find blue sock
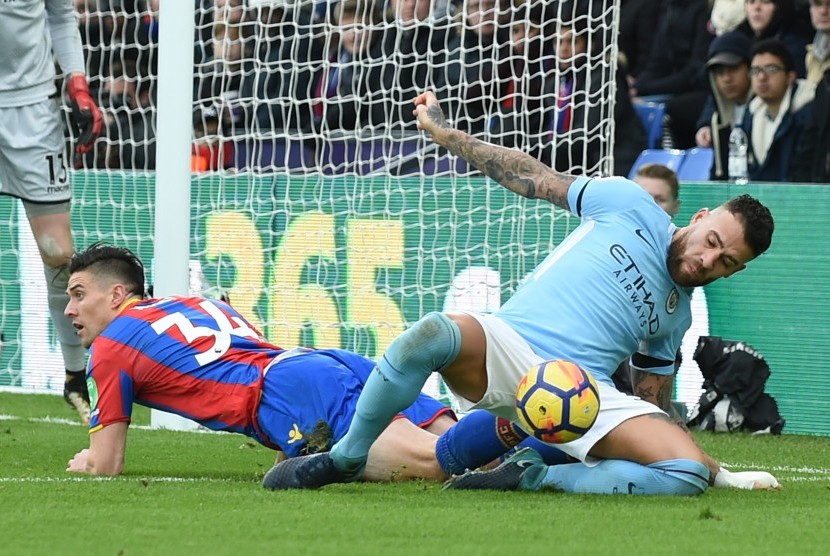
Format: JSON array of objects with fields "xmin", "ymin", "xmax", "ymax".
[
  {"xmin": 435, "ymin": 412, "xmax": 528, "ymax": 475},
  {"xmin": 331, "ymin": 312, "xmax": 461, "ymax": 471},
  {"xmin": 525, "ymin": 458, "xmax": 709, "ymax": 495}
]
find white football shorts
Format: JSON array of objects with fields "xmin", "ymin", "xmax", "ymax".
[{"xmin": 450, "ymin": 312, "xmax": 665, "ymax": 466}]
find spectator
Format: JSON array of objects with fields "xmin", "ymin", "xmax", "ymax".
[
  {"xmin": 491, "ymin": 1, "xmax": 554, "ymax": 152},
  {"xmin": 735, "ymin": 0, "xmax": 811, "ymax": 77},
  {"xmin": 542, "ymin": 17, "xmax": 645, "ymax": 176},
  {"xmin": 742, "ymin": 39, "xmax": 815, "ymax": 181},
  {"xmin": 96, "ymin": 55, "xmax": 157, "ymax": 170},
  {"xmin": 192, "ymin": 103, "xmax": 233, "ymax": 171},
  {"xmin": 791, "ymin": 66, "xmax": 830, "ymax": 182},
  {"xmin": 239, "ymin": 0, "xmax": 323, "ymax": 136},
  {"xmin": 618, "ymin": 0, "xmax": 660, "ymax": 78},
  {"xmin": 710, "ymin": 0, "xmax": 747, "ymax": 35},
  {"xmin": 443, "ymin": 0, "xmax": 512, "ymax": 137},
  {"xmin": 630, "ymin": 0, "xmax": 714, "ymax": 149},
  {"xmin": 384, "ymin": 0, "xmax": 459, "ymax": 129},
  {"xmin": 542, "ymin": 18, "xmax": 604, "ymax": 173},
  {"xmin": 805, "ymin": 0, "xmax": 830, "ymax": 84},
  {"xmin": 695, "ymin": 31, "xmax": 754, "ymax": 180},
  {"xmin": 312, "ymin": 0, "xmax": 393, "ymax": 131}
]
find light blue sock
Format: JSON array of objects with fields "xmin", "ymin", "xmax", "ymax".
[
  {"xmin": 331, "ymin": 312, "xmax": 461, "ymax": 471},
  {"xmin": 523, "ymin": 458, "xmax": 709, "ymax": 496}
]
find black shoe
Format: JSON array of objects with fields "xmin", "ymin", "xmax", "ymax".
[
  {"xmin": 63, "ymin": 370, "xmax": 91, "ymax": 424},
  {"xmin": 443, "ymin": 447, "xmax": 545, "ymax": 491},
  {"xmin": 262, "ymin": 452, "xmax": 363, "ymax": 490}
]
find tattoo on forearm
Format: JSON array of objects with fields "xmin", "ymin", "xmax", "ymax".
[
  {"xmin": 633, "ymin": 371, "xmax": 690, "ymax": 430},
  {"xmin": 440, "ymin": 132, "xmax": 575, "ymax": 209},
  {"xmin": 426, "ymin": 105, "xmax": 450, "ymax": 129}
]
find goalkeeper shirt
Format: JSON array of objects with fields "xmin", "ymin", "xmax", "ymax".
[{"xmin": 0, "ymin": 0, "xmax": 86, "ymax": 107}]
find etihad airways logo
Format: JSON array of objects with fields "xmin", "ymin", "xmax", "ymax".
[{"xmin": 610, "ymin": 244, "xmax": 659, "ymax": 334}]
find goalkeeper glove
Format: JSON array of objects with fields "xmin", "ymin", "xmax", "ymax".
[{"xmin": 66, "ymin": 74, "xmax": 103, "ymax": 161}]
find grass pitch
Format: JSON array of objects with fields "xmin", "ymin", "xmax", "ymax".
[{"xmin": 1, "ymin": 392, "xmax": 829, "ymax": 555}]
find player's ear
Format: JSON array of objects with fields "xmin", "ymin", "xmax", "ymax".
[
  {"xmin": 110, "ymin": 283, "xmax": 129, "ymax": 308},
  {"xmin": 689, "ymin": 207, "xmax": 709, "ymax": 225}
]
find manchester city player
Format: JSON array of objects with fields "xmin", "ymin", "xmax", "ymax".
[
  {"xmin": 265, "ymin": 91, "xmax": 775, "ymax": 495},
  {"xmin": 64, "ymin": 243, "xmax": 455, "ymax": 481}
]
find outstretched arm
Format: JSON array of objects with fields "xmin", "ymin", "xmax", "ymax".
[
  {"xmin": 412, "ymin": 91, "xmax": 578, "ymax": 211},
  {"xmin": 67, "ymin": 422, "xmax": 128, "ymax": 476}
]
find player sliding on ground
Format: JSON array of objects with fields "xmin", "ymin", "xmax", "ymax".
[
  {"xmin": 64, "ymin": 243, "xmax": 458, "ymax": 480},
  {"xmin": 263, "ymin": 91, "xmax": 778, "ymax": 495}
]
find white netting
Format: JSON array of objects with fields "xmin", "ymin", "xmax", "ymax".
[
  {"xmin": 71, "ymin": 0, "xmax": 619, "ymax": 175},
  {"xmin": 1, "ymin": 0, "xmax": 619, "ymax": 394}
]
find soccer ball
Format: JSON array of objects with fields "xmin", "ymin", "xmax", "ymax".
[{"xmin": 515, "ymin": 360, "xmax": 601, "ymax": 444}]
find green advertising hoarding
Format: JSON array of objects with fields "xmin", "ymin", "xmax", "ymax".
[{"xmin": 1, "ymin": 173, "xmax": 828, "ymax": 435}]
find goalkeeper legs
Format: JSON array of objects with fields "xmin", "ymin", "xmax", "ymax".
[{"xmin": 27, "ymin": 205, "xmax": 89, "ymax": 424}]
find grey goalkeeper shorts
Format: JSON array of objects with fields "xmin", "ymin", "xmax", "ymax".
[{"xmin": 0, "ymin": 98, "xmax": 71, "ymax": 204}]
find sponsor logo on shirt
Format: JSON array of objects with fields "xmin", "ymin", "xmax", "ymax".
[{"xmin": 610, "ymin": 244, "xmax": 659, "ymax": 334}]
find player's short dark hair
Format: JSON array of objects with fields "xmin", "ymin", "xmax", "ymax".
[
  {"xmin": 636, "ymin": 163, "xmax": 680, "ymax": 201},
  {"xmin": 69, "ymin": 242, "xmax": 146, "ymax": 297},
  {"xmin": 723, "ymin": 195, "xmax": 775, "ymax": 257}
]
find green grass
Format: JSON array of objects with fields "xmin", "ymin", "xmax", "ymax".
[{"xmin": 1, "ymin": 392, "xmax": 829, "ymax": 555}]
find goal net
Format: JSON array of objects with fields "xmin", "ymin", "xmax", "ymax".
[{"xmin": 1, "ymin": 0, "xmax": 619, "ymax": 403}]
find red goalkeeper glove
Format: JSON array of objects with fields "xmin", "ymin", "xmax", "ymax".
[{"xmin": 66, "ymin": 74, "xmax": 103, "ymax": 160}]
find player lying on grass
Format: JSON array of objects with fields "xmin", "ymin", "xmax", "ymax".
[
  {"xmin": 63, "ymin": 243, "xmax": 459, "ymax": 480},
  {"xmin": 263, "ymin": 90, "xmax": 777, "ymax": 495},
  {"xmin": 63, "ymin": 241, "xmax": 778, "ymax": 489}
]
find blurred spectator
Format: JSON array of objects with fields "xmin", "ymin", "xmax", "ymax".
[
  {"xmin": 630, "ymin": 0, "xmax": 714, "ymax": 149},
  {"xmin": 542, "ymin": 17, "xmax": 620, "ymax": 174},
  {"xmin": 93, "ymin": 55, "xmax": 157, "ymax": 169},
  {"xmin": 192, "ymin": 103, "xmax": 233, "ymax": 171},
  {"xmin": 791, "ymin": 66, "xmax": 830, "ymax": 182},
  {"xmin": 709, "ymin": 0, "xmax": 747, "ymax": 35},
  {"xmin": 313, "ymin": 0, "xmax": 393, "ymax": 131},
  {"xmin": 695, "ymin": 31, "xmax": 754, "ymax": 180},
  {"xmin": 742, "ymin": 39, "xmax": 815, "ymax": 181},
  {"xmin": 239, "ymin": 0, "xmax": 323, "ymax": 136},
  {"xmin": 491, "ymin": 1, "xmax": 554, "ymax": 151},
  {"xmin": 805, "ymin": 0, "xmax": 830, "ymax": 84},
  {"xmin": 618, "ymin": 0, "xmax": 660, "ymax": 78},
  {"xmin": 444, "ymin": 0, "xmax": 512, "ymax": 136},
  {"xmin": 633, "ymin": 163, "xmax": 681, "ymax": 217},
  {"xmin": 384, "ymin": 0, "xmax": 459, "ymax": 129},
  {"xmin": 195, "ymin": 0, "xmax": 246, "ymax": 101},
  {"xmin": 735, "ymin": 0, "xmax": 811, "ymax": 77}
]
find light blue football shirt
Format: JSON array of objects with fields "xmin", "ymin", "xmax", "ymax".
[{"xmin": 495, "ymin": 176, "xmax": 693, "ymax": 385}]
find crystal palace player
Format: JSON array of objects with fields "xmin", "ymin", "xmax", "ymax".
[{"xmin": 64, "ymin": 243, "xmax": 455, "ymax": 479}]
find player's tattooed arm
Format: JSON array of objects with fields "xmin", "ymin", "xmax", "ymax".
[
  {"xmin": 436, "ymin": 127, "xmax": 576, "ymax": 210},
  {"xmin": 631, "ymin": 369, "xmax": 689, "ymax": 430}
]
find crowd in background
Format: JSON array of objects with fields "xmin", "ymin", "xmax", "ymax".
[{"xmin": 67, "ymin": 0, "xmax": 830, "ymax": 183}]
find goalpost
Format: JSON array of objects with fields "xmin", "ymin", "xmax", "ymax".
[{"xmin": 0, "ymin": 0, "xmax": 622, "ymax": 415}]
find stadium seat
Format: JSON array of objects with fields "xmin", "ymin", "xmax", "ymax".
[
  {"xmin": 677, "ymin": 147, "xmax": 714, "ymax": 181},
  {"xmin": 633, "ymin": 101, "xmax": 666, "ymax": 149},
  {"xmin": 627, "ymin": 149, "xmax": 687, "ymax": 179}
]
